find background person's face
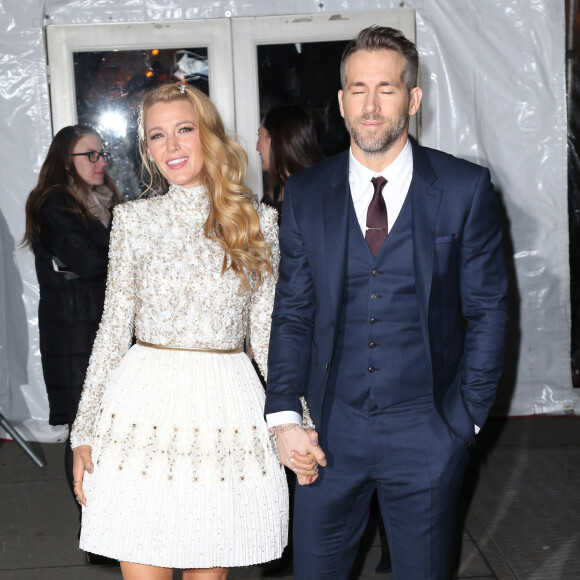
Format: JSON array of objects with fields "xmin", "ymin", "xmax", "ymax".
[
  {"xmin": 256, "ymin": 123, "xmax": 271, "ymax": 171},
  {"xmin": 71, "ymin": 134, "xmax": 106, "ymax": 187}
]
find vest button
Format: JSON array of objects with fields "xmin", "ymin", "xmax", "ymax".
[
  {"xmin": 369, "ymin": 342, "xmax": 376, "ymax": 349},
  {"xmin": 368, "ymin": 366, "xmax": 375, "ymax": 373},
  {"xmin": 370, "ymin": 317, "xmax": 377, "ymax": 324},
  {"xmin": 372, "ymin": 269, "xmax": 379, "ymax": 276},
  {"xmin": 371, "ymin": 293, "xmax": 378, "ymax": 300},
  {"xmin": 325, "ymin": 362, "xmax": 330, "ymax": 371}
]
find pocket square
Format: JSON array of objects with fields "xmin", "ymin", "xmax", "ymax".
[{"xmin": 435, "ymin": 234, "xmax": 456, "ymax": 244}]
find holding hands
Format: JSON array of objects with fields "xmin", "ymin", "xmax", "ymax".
[{"xmin": 273, "ymin": 424, "xmax": 327, "ymax": 485}]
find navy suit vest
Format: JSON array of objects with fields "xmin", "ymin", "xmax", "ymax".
[{"xmin": 329, "ymin": 192, "xmax": 432, "ymax": 409}]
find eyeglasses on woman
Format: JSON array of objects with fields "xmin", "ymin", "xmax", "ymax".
[{"xmin": 72, "ymin": 150, "xmax": 111, "ymax": 163}]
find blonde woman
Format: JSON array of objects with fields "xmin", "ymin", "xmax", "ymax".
[{"xmin": 70, "ymin": 84, "xmax": 317, "ymax": 579}]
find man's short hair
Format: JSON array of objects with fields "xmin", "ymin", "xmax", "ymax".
[{"xmin": 340, "ymin": 26, "xmax": 419, "ymax": 93}]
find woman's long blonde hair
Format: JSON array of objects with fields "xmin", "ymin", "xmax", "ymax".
[{"xmin": 138, "ymin": 84, "xmax": 272, "ymax": 292}]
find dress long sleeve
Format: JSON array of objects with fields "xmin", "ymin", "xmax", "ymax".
[
  {"xmin": 249, "ymin": 205, "xmax": 280, "ymax": 381},
  {"xmin": 70, "ymin": 206, "xmax": 136, "ymax": 448}
]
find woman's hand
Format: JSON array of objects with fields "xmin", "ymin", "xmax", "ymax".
[
  {"xmin": 274, "ymin": 425, "xmax": 326, "ymax": 485},
  {"xmin": 72, "ymin": 445, "xmax": 93, "ymax": 506}
]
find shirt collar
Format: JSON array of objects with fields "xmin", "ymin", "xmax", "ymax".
[{"xmin": 349, "ymin": 139, "xmax": 413, "ymax": 202}]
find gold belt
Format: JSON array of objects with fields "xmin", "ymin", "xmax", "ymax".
[{"xmin": 136, "ymin": 339, "xmax": 243, "ymax": 354}]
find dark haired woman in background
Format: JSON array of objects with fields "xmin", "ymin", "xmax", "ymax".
[
  {"xmin": 256, "ymin": 104, "xmax": 322, "ymax": 216},
  {"xmin": 23, "ymin": 125, "xmax": 121, "ymax": 565}
]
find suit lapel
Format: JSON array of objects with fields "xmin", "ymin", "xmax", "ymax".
[
  {"xmin": 410, "ymin": 142, "xmax": 442, "ymax": 340},
  {"xmin": 323, "ymin": 153, "xmax": 350, "ymax": 318}
]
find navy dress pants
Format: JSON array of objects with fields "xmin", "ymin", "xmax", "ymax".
[{"xmin": 292, "ymin": 396, "xmax": 469, "ymax": 580}]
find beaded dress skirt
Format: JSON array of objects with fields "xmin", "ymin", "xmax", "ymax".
[{"xmin": 70, "ymin": 185, "xmax": 288, "ymax": 568}]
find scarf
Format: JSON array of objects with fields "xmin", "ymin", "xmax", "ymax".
[{"xmin": 86, "ymin": 185, "xmax": 115, "ymax": 228}]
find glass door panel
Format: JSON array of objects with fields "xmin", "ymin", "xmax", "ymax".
[
  {"xmin": 233, "ymin": 10, "xmax": 416, "ymax": 198},
  {"xmin": 257, "ymin": 40, "xmax": 350, "ymax": 160},
  {"xmin": 47, "ymin": 20, "xmax": 233, "ymax": 199},
  {"xmin": 73, "ymin": 47, "xmax": 209, "ymax": 198}
]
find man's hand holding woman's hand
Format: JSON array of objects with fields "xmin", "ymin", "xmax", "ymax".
[{"xmin": 273, "ymin": 424, "xmax": 327, "ymax": 485}]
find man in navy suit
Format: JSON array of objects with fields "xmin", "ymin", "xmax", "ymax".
[{"xmin": 265, "ymin": 25, "xmax": 508, "ymax": 579}]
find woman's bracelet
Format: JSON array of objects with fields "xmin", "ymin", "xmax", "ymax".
[{"xmin": 268, "ymin": 423, "xmax": 300, "ymax": 436}]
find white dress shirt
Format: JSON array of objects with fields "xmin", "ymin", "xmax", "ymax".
[{"xmin": 349, "ymin": 138, "xmax": 413, "ymax": 237}]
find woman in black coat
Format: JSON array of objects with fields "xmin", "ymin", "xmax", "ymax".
[{"xmin": 23, "ymin": 125, "xmax": 121, "ymax": 559}]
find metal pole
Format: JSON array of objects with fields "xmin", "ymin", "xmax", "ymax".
[{"xmin": 0, "ymin": 412, "xmax": 46, "ymax": 468}]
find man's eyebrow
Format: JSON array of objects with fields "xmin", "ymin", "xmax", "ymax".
[{"xmin": 347, "ymin": 80, "xmax": 401, "ymax": 88}]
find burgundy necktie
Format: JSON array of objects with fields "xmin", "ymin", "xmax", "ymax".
[{"xmin": 365, "ymin": 176, "xmax": 388, "ymax": 257}]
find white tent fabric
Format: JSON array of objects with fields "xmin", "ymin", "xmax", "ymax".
[{"xmin": 0, "ymin": 0, "xmax": 574, "ymax": 442}]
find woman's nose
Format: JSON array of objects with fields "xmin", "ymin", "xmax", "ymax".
[{"xmin": 167, "ymin": 134, "xmax": 180, "ymax": 151}]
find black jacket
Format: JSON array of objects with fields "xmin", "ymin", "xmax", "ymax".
[{"xmin": 33, "ymin": 191, "xmax": 111, "ymax": 425}]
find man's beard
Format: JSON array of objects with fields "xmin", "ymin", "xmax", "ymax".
[{"xmin": 345, "ymin": 112, "xmax": 408, "ymax": 157}]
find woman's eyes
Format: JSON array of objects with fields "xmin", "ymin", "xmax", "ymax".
[{"xmin": 149, "ymin": 126, "xmax": 193, "ymax": 139}]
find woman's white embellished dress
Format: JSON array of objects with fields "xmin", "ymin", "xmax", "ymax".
[{"xmin": 70, "ymin": 185, "xmax": 288, "ymax": 568}]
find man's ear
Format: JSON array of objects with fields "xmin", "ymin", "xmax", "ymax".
[
  {"xmin": 408, "ymin": 86, "xmax": 422, "ymax": 116},
  {"xmin": 338, "ymin": 89, "xmax": 345, "ymax": 119}
]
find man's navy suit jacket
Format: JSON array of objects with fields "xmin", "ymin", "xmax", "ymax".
[{"xmin": 265, "ymin": 139, "xmax": 509, "ymax": 445}]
